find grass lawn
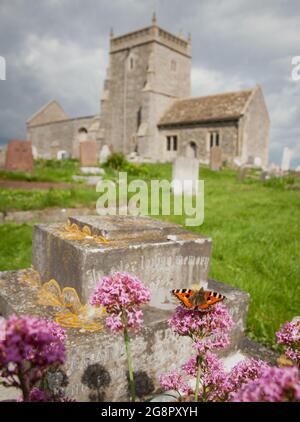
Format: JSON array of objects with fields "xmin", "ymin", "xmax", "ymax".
[
  {"xmin": 0, "ymin": 162, "xmax": 299, "ymax": 347},
  {"xmin": 0, "ymin": 158, "xmax": 81, "ymax": 183}
]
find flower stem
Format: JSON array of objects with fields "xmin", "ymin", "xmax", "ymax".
[
  {"xmin": 194, "ymin": 355, "xmax": 202, "ymax": 402},
  {"xmin": 19, "ymin": 372, "xmax": 30, "ymax": 402},
  {"xmin": 122, "ymin": 312, "xmax": 136, "ymax": 402}
]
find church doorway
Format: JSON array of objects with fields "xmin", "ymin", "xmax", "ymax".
[
  {"xmin": 78, "ymin": 127, "xmax": 88, "ymax": 142},
  {"xmin": 186, "ymin": 142, "xmax": 197, "ymax": 158}
]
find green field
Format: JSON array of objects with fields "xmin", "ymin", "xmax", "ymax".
[{"xmin": 0, "ymin": 161, "xmax": 299, "ymax": 347}]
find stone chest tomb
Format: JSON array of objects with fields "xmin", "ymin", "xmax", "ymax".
[{"xmin": 32, "ymin": 216, "xmax": 212, "ymax": 308}]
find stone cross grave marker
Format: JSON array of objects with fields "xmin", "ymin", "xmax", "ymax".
[
  {"xmin": 210, "ymin": 146, "xmax": 222, "ymax": 171},
  {"xmin": 172, "ymin": 156, "xmax": 200, "ymax": 196},
  {"xmin": 80, "ymin": 140, "xmax": 98, "ymax": 167},
  {"xmin": 5, "ymin": 139, "xmax": 33, "ymax": 173}
]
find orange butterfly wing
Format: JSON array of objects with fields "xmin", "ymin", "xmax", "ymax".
[{"xmin": 172, "ymin": 289, "xmax": 195, "ymax": 309}]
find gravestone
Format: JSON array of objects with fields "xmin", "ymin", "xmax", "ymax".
[
  {"xmin": 0, "ymin": 148, "xmax": 5, "ymax": 168},
  {"xmin": 5, "ymin": 139, "xmax": 33, "ymax": 173},
  {"xmin": 237, "ymin": 167, "xmax": 248, "ymax": 181},
  {"xmin": 172, "ymin": 157, "xmax": 199, "ymax": 196},
  {"xmin": 32, "ymin": 216, "xmax": 212, "ymax": 307},
  {"xmin": 80, "ymin": 141, "xmax": 97, "ymax": 167},
  {"xmin": 281, "ymin": 147, "xmax": 292, "ymax": 171},
  {"xmin": 99, "ymin": 145, "xmax": 111, "ymax": 164},
  {"xmin": 210, "ymin": 147, "xmax": 222, "ymax": 171}
]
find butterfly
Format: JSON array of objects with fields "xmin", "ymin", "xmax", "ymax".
[{"xmin": 171, "ymin": 287, "xmax": 225, "ymax": 311}]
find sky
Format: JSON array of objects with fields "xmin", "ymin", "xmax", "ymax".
[{"xmin": 0, "ymin": 0, "xmax": 300, "ymax": 166}]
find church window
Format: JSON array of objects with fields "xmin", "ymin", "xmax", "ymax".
[
  {"xmin": 137, "ymin": 107, "xmax": 142, "ymax": 129},
  {"xmin": 173, "ymin": 136, "xmax": 178, "ymax": 151},
  {"xmin": 167, "ymin": 136, "xmax": 171, "ymax": 151},
  {"xmin": 130, "ymin": 57, "xmax": 134, "ymax": 70},
  {"xmin": 210, "ymin": 131, "xmax": 220, "ymax": 148},
  {"xmin": 166, "ymin": 135, "xmax": 178, "ymax": 151}
]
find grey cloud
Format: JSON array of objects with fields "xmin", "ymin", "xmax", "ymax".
[{"xmin": 0, "ymin": 0, "xmax": 300, "ymax": 165}]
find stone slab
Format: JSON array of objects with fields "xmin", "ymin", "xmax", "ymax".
[
  {"xmin": 5, "ymin": 139, "xmax": 33, "ymax": 173},
  {"xmin": 80, "ymin": 141, "xmax": 97, "ymax": 167},
  {"xmin": 32, "ymin": 216, "xmax": 212, "ymax": 307},
  {"xmin": 0, "ymin": 269, "xmax": 250, "ymax": 401}
]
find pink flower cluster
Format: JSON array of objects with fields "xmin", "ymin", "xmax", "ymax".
[
  {"xmin": 0, "ymin": 315, "xmax": 66, "ymax": 393},
  {"xmin": 230, "ymin": 366, "xmax": 300, "ymax": 402},
  {"xmin": 159, "ymin": 370, "xmax": 193, "ymax": 396},
  {"xmin": 276, "ymin": 319, "xmax": 300, "ymax": 366},
  {"xmin": 168, "ymin": 303, "xmax": 233, "ymax": 352},
  {"xmin": 90, "ymin": 272, "xmax": 151, "ymax": 333},
  {"xmin": 227, "ymin": 358, "xmax": 270, "ymax": 394}
]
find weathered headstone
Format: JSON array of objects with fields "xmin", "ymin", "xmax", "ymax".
[
  {"xmin": 32, "ymin": 216, "xmax": 212, "ymax": 307},
  {"xmin": 0, "ymin": 148, "xmax": 5, "ymax": 168},
  {"xmin": 99, "ymin": 145, "xmax": 111, "ymax": 164},
  {"xmin": 210, "ymin": 147, "xmax": 222, "ymax": 171},
  {"xmin": 5, "ymin": 139, "xmax": 33, "ymax": 173},
  {"xmin": 237, "ymin": 167, "xmax": 248, "ymax": 181},
  {"xmin": 80, "ymin": 141, "xmax": 97, "ymax": 167},
  {"xmin": 281, "ymin": 147, "xmax": 292, "ymax": 171},
  {"xmin": 172, "ymin": 157, "xmax": 199, "ymax": 196}
]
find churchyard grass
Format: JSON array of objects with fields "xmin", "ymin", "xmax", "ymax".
[
  {"xmin": 0, "ymin": 162, "xmax": 299, "ymax": 347},
  {"xmin": 0, "ymin": 158, "xmax": 81, "ymax": 183},
  {"xmin": 0, "ymin": 186, "xmax": 99, "ymax": 212}
]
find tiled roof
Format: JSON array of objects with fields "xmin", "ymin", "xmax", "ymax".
[{"xmin": 159, "ymin": 89, "xmax": 254, "ymax": 127}]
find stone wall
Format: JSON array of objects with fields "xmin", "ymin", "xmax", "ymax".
[
  {"xmin": 27, "ymin": 101, "xmax": 69, "ymax": 128},
  {"xmin": 27, "ymin": 116, "xmax": 96, "ymax": 158},
  {"xmin": 239, "ymin": 85, "xmax": 270, "ymax": 166},
  {"xmin": 159, "ymin": 122, "xmax": 238, "ymax": 164}
]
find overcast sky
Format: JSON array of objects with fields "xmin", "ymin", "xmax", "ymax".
[{"xmin": 0, "ymin": 0, "xmax": 300, "ymax": 166}]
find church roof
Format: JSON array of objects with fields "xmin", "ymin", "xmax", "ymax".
[{"xmin": 158, "ymin": 88, "xmax": 255, "ymax": 127}]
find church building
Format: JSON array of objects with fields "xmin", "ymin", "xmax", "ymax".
[{"xmin": 27, "ymin": 14, "xmax": 270, "ymax": 167}]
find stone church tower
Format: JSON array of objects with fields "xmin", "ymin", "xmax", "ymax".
[{"xmin": 98, "ymin": 14, "xmax": 192, "ymax": 160}]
